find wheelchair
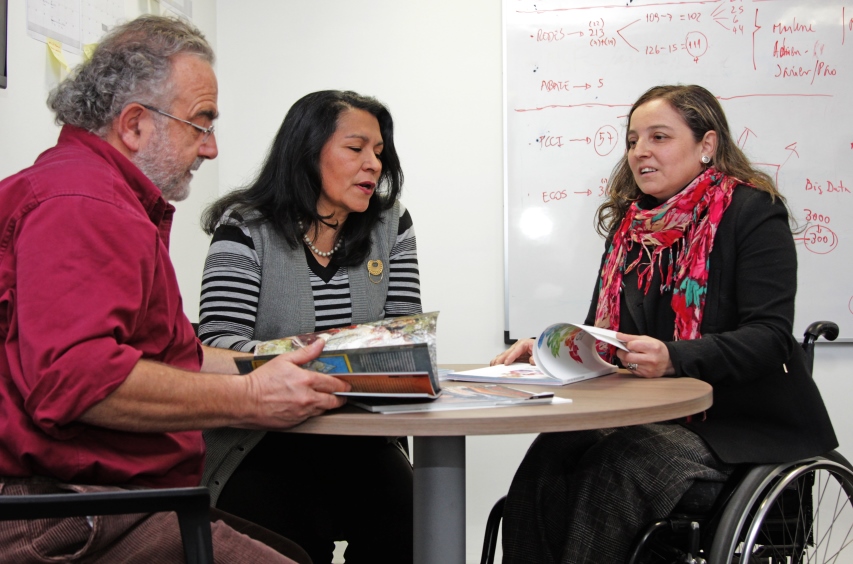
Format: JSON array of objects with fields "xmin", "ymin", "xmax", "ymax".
[{"xmin": 481, "ymin": 321, "xmax": 853, "ymax": 564}]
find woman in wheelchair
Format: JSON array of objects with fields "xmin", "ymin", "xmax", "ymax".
[{"xmin": 491, "ymin": 84, "xmax": 838, "ymax": 563}]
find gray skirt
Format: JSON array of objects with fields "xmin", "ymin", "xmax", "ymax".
[{"xmin": 501, "ymin": 423, "xmax": 734, "ymax": 564}]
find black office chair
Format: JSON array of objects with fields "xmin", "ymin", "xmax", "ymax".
[
  {"xmin": 481, "ymin": 321, "xmax": 853, "ymax": 564},
  {"xmin": 0, "ymin": 485, "xmax": 214, "ymax": 564}
]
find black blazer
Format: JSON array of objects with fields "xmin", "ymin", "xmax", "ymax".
[{"xmin": 585, "ymin": 185, "xmax": 837, "ymax": 464}]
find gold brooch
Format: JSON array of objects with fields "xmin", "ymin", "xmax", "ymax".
[{"xmin": 367, "ymin": 259, "xmax": 384, "ymax": 284}]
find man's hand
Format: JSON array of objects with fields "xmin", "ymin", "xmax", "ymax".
[
  {"xmin": 240, "ymin": 339, "xmax": 350, "ymax": 429},
  {"xmin": 80, "ymin": 339, "xmax": 350, "ymax": 433}
]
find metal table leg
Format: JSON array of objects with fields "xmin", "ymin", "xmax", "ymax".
[{"xmin": 413, "ymin": 435, "xmax": 466, "ymax": 564}]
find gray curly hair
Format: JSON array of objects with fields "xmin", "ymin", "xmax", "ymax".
[{"xmin": 47, "ymin": 15, "xmax": 214, "ymax": 137}]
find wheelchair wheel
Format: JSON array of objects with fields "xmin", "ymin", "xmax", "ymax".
[{"xmin": 709, "ymin": 452, "xmax": 853, "ymax": 564}]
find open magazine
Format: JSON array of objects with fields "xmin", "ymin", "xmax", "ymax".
[
  {"xmin": 234, "ymin": 313, "xmax": 441, "ymax": 398},
  {"xmin": 234, "ymin": 312, "xmax": 555, "ymax": 412},
  {"xmin": 446, "ymin": 323, "xmax": 629, "ymax": 386}
]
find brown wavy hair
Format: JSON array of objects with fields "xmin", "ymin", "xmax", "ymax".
[{"xmin": 595, "ymin": 84, "xmax": 783, "ymax": 236}]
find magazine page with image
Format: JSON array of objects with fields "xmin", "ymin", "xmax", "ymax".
[
  {"xmin": 234, "ymin": 312, "xmax": 441, "ymax": 397},
  {"xmin": 447, "ymin": 323, "xmax": 628, "ymax": 386}
]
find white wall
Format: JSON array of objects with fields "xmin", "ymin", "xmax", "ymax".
[
  {"xmin": 213, "ymin": 3, "xmax": 516, "ymax": 559},
  {"xmin": 3, "ymin": 1, "xmax": 851, "ymax": 562},
  {"xmin": 213, "ymin": 0, "xmax": 509, "ymax": 366}
]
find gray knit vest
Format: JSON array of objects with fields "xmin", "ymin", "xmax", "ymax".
[{"xmin": 201, "ymin": 202, "xmax": 400, "ymax": 506}]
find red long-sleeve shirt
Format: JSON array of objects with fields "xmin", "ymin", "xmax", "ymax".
[{"xmin": 0, "ymin": 125, "xmax": 204, "ymax": 487}]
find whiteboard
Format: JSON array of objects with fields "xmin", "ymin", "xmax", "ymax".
[{"xmin": 503, "ymin": 0, "xmax": 853, "ymax": 342}]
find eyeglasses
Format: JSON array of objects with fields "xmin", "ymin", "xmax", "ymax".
[{"xmin": 140, "ymin": 104, "xmax": 215, "ymax": 143}]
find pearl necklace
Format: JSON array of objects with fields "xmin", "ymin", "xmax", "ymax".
[{"xmin": 298, "ymin": 221, "xmax": 342, "ymax": 258}]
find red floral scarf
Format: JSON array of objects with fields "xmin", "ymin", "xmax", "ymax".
[{"xmin": 593, "ymin": 167, "xmax": 737, "ymax": 358}]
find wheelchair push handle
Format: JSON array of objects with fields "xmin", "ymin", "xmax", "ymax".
[{"xmin": 803, "ymin": 321, "xmax": 839, "ymax": 348}]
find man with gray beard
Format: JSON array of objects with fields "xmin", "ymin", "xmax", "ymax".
[{"xmin": 0, "ymin": 15, "xmax": 348, "ymax": 563}]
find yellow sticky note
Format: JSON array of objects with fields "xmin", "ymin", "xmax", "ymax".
[
  {"xmin": 47, "ymin": 38, "xmax": 70, "ymax": 70},
  {"xmin": 83, "ymin": 44, "xmax": 97, "ymax": 61}
]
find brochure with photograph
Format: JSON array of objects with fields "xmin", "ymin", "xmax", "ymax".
[
  {"xmin": 234, "ymin": 312, "xmax": 441, "ymax": 398},
  {"xmin": 447, "ymin": 323, "xmax": 628, "ymax": 386}
]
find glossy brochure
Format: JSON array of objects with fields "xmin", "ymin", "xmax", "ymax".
[{"xmin": 447, "ymin": 323, "xmax": 628, "ymax": 386}]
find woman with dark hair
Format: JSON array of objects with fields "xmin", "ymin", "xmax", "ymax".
[
  {"xmin": 492, "ymin": 84, "xmax": 837, "ymax": 563},
  {"xmin": 198, "ymin": 90, "xmax": 420, "ymax": 563}
]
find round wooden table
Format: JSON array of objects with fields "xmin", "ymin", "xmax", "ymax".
[{"xmin": 285, "ymin": 367, "xmax": 713, "ymax": 564}]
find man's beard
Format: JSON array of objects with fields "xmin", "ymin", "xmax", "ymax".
[{"xmin": 133, "ymin": 125, "xmax": 202, "ymax": 202}]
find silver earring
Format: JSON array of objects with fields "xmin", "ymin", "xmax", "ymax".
[{"xmin": 701, "ymin": 155, "xmax": 711, "ymax": 164}]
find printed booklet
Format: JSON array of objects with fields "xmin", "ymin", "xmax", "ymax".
[
  {"xmin": 347, "ymin": 384, "xmax": 555, "ymax": 414},
  {"xmin": 446, "ymin": 323, "xmax": 629, "ymax": 386},
  {"xmin": 234, "ymin": 312, "xmax": 441, "ymax": 398}
]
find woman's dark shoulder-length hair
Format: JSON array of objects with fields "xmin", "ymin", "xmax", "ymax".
[
  {"xmin": 202, "ymin": 90, "xmax": 404, "ymax": 266},
  {"xmin": 593, "ymin": 83, "xmax": 783, "ymax": 237}
]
